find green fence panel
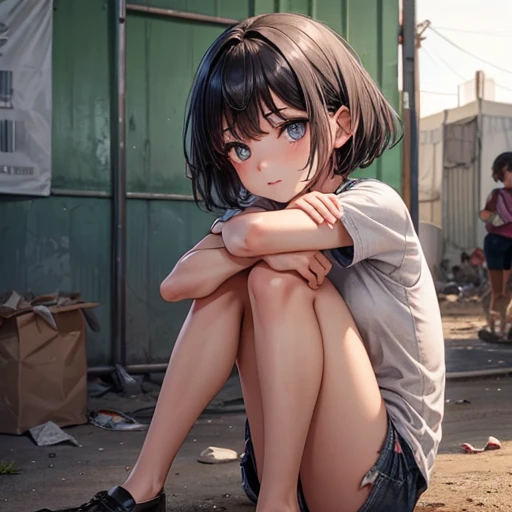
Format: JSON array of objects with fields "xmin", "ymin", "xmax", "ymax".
[
  {"xmin": 0, "ymin": 0, "xmax": 401, "ymax": 366},
  {"xmin": 52, "ymin": 0, "xmax": 112, "ymax": 192},
  {"xmin": 0, "ymin": 196, "xmax": 111, "ymax": 365}
]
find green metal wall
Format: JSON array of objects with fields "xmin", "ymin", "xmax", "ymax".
[{"xmin": 0, "ymin": 0, "xmax": 400, "ymax": 366}]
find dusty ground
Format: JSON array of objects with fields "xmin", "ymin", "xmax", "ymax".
[
  {"xmin": 416, "ymin": 300, "xmax": 512, "ymax": 512},
  {"xmin": 2, "ymin": 301, "xmax": 512, "ymax": 512}
]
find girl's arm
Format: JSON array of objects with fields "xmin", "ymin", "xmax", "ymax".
[
  {"xmin": 160, "ymin": 234, "xmax": 259, "ymax": 302},
  {"xmin": 221, "ymin": 208, "xmax": 353, "ymax": 257},
  {"xmin": 479, "ymin": 209, "xmax": 494, "ymax": 221},
  {"xmin": 161, "ymin": 196, "xmax": 340, "ymax": 302}
]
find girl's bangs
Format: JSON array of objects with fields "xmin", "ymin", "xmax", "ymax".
[{"xmin": 216, "ymin": 38, "xmax": 306, "ymax": 144}]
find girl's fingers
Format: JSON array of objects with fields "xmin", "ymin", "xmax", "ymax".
[
  {"xmin": 326, "ymin": 194, "xmax": 342, "ymax": 218},
  {"xmin": 309, "ymin": 257, "xmax": 326, "ymax": 286},
  {"xmin": 315, "ymin": 251, "xmax": 332, "ymax": 272},
  {"xmin": 305, "ymin": 196, "xmax": 337, "ymax": 225},
  {"xmin": 299, "ymin": 265, "xmax": 319, "ymax": 288},
  {"xmin": 297, "ymin": 200, "xmax": 325, "ymax": 224}
]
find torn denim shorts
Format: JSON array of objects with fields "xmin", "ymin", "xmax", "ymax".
[{"xmin": 240, "ymin": 415, "xmax": 427, "ymax": 512}]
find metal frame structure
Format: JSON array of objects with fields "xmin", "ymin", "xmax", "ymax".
[
  {"xmin": 85, "ymin": 1, "xmax": 409, "ymax": 375},
  {"xmin": 85, "ymin": 2, "xmax": 238, "ymax": 376}
]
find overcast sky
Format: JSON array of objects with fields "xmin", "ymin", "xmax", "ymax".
[{"xmin": 416, "ymin": 0, "xmax": 512, "ymax": 117}]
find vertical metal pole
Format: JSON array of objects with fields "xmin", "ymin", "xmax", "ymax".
[
  {"xmin": 401, "ymin": 0, "xmax": 419, "ymax": 232},
  {"xmin": 111, "ymin": 0, "xmax": 127, "ymax": 366}
]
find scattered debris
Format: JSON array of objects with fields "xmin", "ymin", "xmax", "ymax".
[
  {"xmin": 460, "ymin": 436, "xmax": 501, "ymax": 454},
  {"xmin": 446, "ymin": 399, "xmax": 471, "ymax": 405},
  {"xmin": 112, "ymin": 364, "xmax": 143, "ymax": 396},
  {"xmin": 89, "ymin": 409, "xmax": 147, "ymax": 432},
  {"xmin": 29, "ymin": 421, "xmax": 79, "ymax": 447},
  {"xmin": 197, "ymin": 447, "xmax": 239, "ymax": 464},
  {"xmin": 87, "ymin": 379, "xmax": 113, "ymax": 398}
]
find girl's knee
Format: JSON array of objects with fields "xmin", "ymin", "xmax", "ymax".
[{"xmin": 248, "ymin": 263, "xmax": 312, "ymax": 303}]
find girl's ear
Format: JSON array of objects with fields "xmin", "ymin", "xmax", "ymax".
[{"xmin": 330, "ymin": 106, "xmax": 352, "ymax": 149}]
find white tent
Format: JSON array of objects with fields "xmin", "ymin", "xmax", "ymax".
[{"xmin": 419, "ymin": 100, "xmax": 512, "ymax": 266}]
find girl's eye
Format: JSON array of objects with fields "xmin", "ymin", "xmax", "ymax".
[
  {"xmin": 229, "ymin": 144, "xmax": 251, "ymax": 162},
  {"xmin": 285, "ymin": 121, "xmax": 307, "ymax": 142}
]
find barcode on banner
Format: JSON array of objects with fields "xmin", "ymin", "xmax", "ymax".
[
  {"xmin": 0, "ymin": 70, "xmax": 13, "ymax": 109},
  {"xmin": 0, "ymin": 120, "xmax": 24, "ymax": 153}
]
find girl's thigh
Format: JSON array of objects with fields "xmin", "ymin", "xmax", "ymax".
[{"xmin": 298, "ymin": 279, "xmax": 391, "ymax": 512}]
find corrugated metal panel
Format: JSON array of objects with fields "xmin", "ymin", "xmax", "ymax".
[
  {"xmin": 126, "ymin": 16, "xmax": 227, "ymax": 194},
  {"xmin": 0, "ymin": 0, "xmax": 401, "ymax": 366},
  {"xmin": 0, "ymin": 196, "xmax": 111, "ymax": 365},
  {"xmin": 126, "ymin": 200, "xmax": 212, "ymax": 363},
  {"xmin": 52, "ymin": 0, "xmax": 111, "ymax": 191},
  {"xmin": 443, "ymin": 117, "xmax": 479, "ymax": 252}
]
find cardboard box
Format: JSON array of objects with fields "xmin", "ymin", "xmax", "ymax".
[{"xmin": 0, "ymin": 292, "xmax": 99, "ymax": 434}]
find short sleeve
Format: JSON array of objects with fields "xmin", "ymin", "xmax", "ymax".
[
  {"xmin": 484, "ymin": 189, "xmax": 499, "ymax": 212},
  {"xmin": 334, "ymin": 180, "xmax": 412, "ymax": 273}
]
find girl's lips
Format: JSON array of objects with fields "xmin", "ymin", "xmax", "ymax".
[{"xmin": 267, "ymin": 180, "xmax": 282, "ymax": 185}]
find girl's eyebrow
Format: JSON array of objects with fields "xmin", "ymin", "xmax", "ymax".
[
  {"xmin": 263, "ymin": 107, "xmax": 288, "ymax": 119},
  {"xmin": 263, "ymin": 107, "xmax": 287, "ymax": 118}
]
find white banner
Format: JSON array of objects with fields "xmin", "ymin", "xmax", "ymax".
[{"xmin": 0, "ymin": 0, "xmax": 52, "ymax": 196}]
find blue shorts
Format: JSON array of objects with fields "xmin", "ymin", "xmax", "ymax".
[
  {"xmin": 484, "ymin": 233, "xmax": 512, "ymax": 270},
  {"xmin": 240, "ymin": 416, "xmax": 427, "ymax": 512}
]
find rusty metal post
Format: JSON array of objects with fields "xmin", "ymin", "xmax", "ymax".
[{"xmin": 111, "ymin": 0, "xmax": 127, "ymax": 366}]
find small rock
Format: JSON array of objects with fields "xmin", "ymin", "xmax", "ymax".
[{"xmin": 48, "ymin": 453, "xmax": 56, "ymax": 459}]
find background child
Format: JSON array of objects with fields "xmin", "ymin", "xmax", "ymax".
[{"xmin": 480, "ymin": 152, "xmax": 512, "ymax": 338}]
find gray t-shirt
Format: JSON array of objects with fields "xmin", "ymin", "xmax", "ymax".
[
  {"xmin": 214, "ymin": 179, "xmax": 445, "ymax": 484},
  {"xmin": 328, "ymin": 179, "xmax": 445, "ymax": 484}
]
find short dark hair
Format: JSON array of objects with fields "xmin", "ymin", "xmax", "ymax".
[
  {"xmin": 184, "ymin": 12, "xmax": 402, "ymax": 211},
  {"xmin": 492, "ymin": 152, "xmax": 512, "ymax": 182}
]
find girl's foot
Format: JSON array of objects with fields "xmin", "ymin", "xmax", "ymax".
[{"xmin": 35, "ymin": 486, "xmax": 166, "ymax": 512}]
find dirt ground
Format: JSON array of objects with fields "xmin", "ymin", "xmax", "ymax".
[
  {"xmin": 2, "ymin": 300, "xmax": 512, "ymax": 512},
  {"xmin": 416, "ymin": 300, "xmax": 512, "ymax": 512}
]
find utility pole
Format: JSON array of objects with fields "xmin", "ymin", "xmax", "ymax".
[
  {"xmin": 415, "ymin": 20, "xmax": 430, "ymax": 120},
  {"xmin": 401, "ymin": 2, "xmax": 428, "ymax": 233}
]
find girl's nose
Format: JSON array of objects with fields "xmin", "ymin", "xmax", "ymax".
[{"xmin": 257, "ymin": 160, "xmax": 268, "ymax": 172}]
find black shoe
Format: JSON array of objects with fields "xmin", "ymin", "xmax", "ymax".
[{"xmin": 36, "ymin": 486, "xmax": 166, "ymax": 512}]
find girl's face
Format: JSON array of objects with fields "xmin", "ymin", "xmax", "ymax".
[
  {"xmin": 502, "ymin": 168, "xmax": 512, "ymax": 188},
  {"xmin": 222, "ymin": 94, "xmax": 317, "ymax": 203}
]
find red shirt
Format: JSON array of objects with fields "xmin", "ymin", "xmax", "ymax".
[{"xmin": 484, "ymin": 188, "xmax": 512, "ymax": 238}]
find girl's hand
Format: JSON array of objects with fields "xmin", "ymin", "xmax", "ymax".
[
  {"xmin": 479, "ymin": 209, "xmax": 494, "ymax": 222},
  {"xmin": 287, "ymin": 191, "xmax": 341, "ymax": 228},
  {"xmin": 262, "ymin": 251, "xmax": 332, "ymax": 289}
]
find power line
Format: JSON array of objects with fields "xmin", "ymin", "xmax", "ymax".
[
  {"xmin": 495, "ymin": 82, "xmax": 512, "ymax": 93},
  {"xmin": 421, "ymin": 45, "xmax": 512, "ymax": 96},
  {"xmin": 420, "ymin": 90, "xmax": 457, "ymax": 96},
  {"xmin": 421, "ymin": 44, "xmax": 468, "ymax": 81},
  {"xmin": 432, "ymin": 26, "xmax": 512, "ymax": 37},
  {"xmin": 428, "ymin": 26, "xmax": 512, "ymax": 76}
]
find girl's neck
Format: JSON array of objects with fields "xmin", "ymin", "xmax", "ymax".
[{"xmin": 315, "ymin": 174, "xmax": 345, "ymax": 194}]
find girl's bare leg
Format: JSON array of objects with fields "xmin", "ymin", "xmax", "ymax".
[
  {"xmin": 300, "ymin": 275, "xmax": 388, "ymax": 512},
  {"xmin": 236, "ymin": 295, "xmax": 265, "ymax": 481},
  {"xmin": 489, "ymin": 269, "xmax": 505, "ymax": 311},
  {"xmin": 503, "ymin": 269, "xmax": 510, "ymax": 297},
  {"xmin": 122, "ymin": 272, "xmax": 249, "ymax": 503},
  {"xmin": 247, "ymin": 264, "xmax": 387, "ymax": 512}
]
